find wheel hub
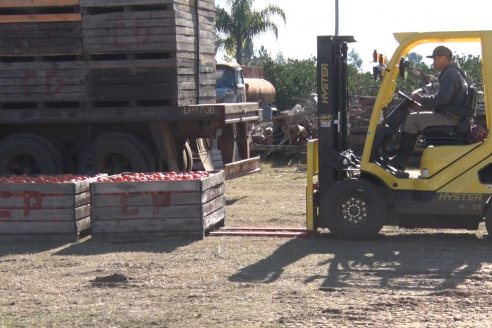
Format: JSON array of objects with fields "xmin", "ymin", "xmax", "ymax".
[{"xmin": 341, "ymin": 196, "xmax": 367, "ymax": 225}]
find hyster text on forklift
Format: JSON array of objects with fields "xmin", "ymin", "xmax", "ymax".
[{"xmin": 306, "ymin": 31, "xmax": 492, "ymax": 240}]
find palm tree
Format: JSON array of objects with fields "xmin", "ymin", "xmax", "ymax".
[{"xmin": 216, "ymin": 0, "xmax": 286, "ymax": 65}]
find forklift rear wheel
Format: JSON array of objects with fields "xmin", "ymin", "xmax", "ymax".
[{"xmin": 321, "ymin": 179, "xmax": 387, "ymax": 240}]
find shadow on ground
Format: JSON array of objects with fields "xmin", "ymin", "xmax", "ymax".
[{"xmin": 229, "ymin": 232, "xmax": 492, "ymax": 292}]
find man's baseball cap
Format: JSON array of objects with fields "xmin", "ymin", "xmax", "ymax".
[{"xmin": 426, "ymin": 46, "xmax": 452, "ymax": 59}]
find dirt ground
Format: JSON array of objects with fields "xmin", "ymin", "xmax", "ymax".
[{"xmin": 1, "ymin": 160, "xmax": 492, "ymax": 328}]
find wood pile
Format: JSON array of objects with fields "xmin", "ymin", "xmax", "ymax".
[
  {"xmin": 250, "ymin": 98, "xmax": 373, "ymax": 155},
  {"xmin": 0, "ymin": 0, "xmax": 215, "ymax": 114}
]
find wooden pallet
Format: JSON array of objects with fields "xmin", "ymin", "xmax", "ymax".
[
  {"xmin": 0, "ymin": 176, "xmax": 98, "ymax": 242},
  {"xmin": 90, "ymin": 171, "xmax": 225, "ymax": 241},
  {"xmin": 0, "ymin": 0, "xmax": 217, "ymax": 111}
]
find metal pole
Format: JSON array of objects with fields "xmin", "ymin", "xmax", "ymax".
[{"xmin": 335, "ymin": 0, "xmax": 339, "ymax": 36}]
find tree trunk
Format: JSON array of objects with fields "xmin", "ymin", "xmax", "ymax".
[{"xmin": 236, "ymin": 39, "xmax": 243, "ymax": 65}]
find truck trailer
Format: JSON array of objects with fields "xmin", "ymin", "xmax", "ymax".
[{"xmin": 0, "ymin": 0, "xmax": 260, "ymax": 177}]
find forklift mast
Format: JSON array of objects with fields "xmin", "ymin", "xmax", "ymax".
[{"xmin": 316, "ymin": 35, "xmax": 356, "ymax": 195}]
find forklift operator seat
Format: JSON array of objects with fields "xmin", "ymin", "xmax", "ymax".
[{"xmin": 419, "ymin": 118, "xmax": 471, "ymax": 146}]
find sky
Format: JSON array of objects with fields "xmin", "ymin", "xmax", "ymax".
[{"xmin": 215, "ymin": 0, "xmax": 492, "ymax": 71}]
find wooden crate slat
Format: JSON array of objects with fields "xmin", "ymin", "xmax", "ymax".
[
  {"xmin": 91, "ymin": 183, "xmax": 223, "ymax": 208},
  {"xmin": 81, "ymin": 0, "xmax": 174, "ymax": 6},
  {"xmin": 83, "ymin": 34, "xmax": 193, "ymax": 46},
  {"xmin": 82, "ymin": 9, "xmax": 174, "ymax": 22},
  {"xmin": 84, "ymin": 42, "xmax": 178, "ymax": 54},
  {"xmin": 0, "ymin": 0, "xmax": 80, "ymax": 8},
  {"xmin": 0, "ymin": 182, "xmax": 77, "ymax": 194},
  {"xmin": 202, "ymin": 195, "xmax": 225, "ymax": 217},
  {"xmin": 91, "ymin": 184, "xmax": 224, "ymax": 208},
  {"xmin": 92, "ymin": 198, "xmax": 225, "ymax": 222},
  {"xmin": 202, "ymin": 206, "xmax": 225, "ymax": 230},
  {"xmin": 92, "ymin": 217, "xmax": 202, "ymax": 235},
  {"xmin": 0, "ymin": 203, "xmax": 89, "ymax": 221},
  {"xmin": 87, "ymin": 59, "xmax": 175, "ymax": 69},
  {"xmin": 90, "ymin": 66, "xmax": 176, "ymax": 82},
  {"xmin": 76, "ymin": 216, "xmax": 90, "ymax": 232},
  {"xmin": 82, "ymin": 25, "xmax": 178, "ymax": 38},
  {"xmin": 0, "ymin": 221, "xmax": 77, "ymax": 234},
  {"xmin": 0, "ymin": 14, "xmax": 81, "ymax": 24},
  {"xmin": 91, "ymin": 172, "xmax": 223, "ymax": 194},
  {"xmin": 0, "ymin": 190, "xmax": 89, "ymax": 208},
  {"xmin": 93, "ymin": 203, "xmax": 201, "ymax": 220}
]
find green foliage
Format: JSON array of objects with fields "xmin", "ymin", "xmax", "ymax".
[
  {"xmin": 238, "ymin": 47, "xmax": 484, "ymax": 110},
  {"xmin": 455, "ymin": 53, "xmax": 483, "ymax": 86},
  {"xmin": 250, "ymin": 49, "xmax": 316, "ymax": 110},
  {"xmin": 216, "ymin": 0, "xmax": 286, "ymax": 65}
]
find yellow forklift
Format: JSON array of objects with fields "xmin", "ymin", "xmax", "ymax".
[{"xmin": 307, "ymin": 31, "xmax": 492, "ymax": 240}]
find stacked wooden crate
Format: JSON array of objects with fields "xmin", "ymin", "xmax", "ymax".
[
  {"xmin": 81, "ymin": 0, "xmax": 216, "ymax": 107},
  {"xmin": 0, "ymin": 0, "xmax": 216, "ymax": 111},
  {"xmin": 90, "ymin": 171, "xmax": 225, "ymax": 241},
  {"xmin": 0, "ymin": 175, "xmax": 99, "ymax": 242}
]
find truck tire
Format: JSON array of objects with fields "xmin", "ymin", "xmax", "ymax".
[
  {"xmin": 0, "ymin": 133, "xmax": 64, "ymax": 174},
  {"xmin": 321, "ymin": 179, "xmax": 387, "ymax": 240},
  {"xmin": 79, "ymin": 133, "xmax": 157, "ymax": 175}
]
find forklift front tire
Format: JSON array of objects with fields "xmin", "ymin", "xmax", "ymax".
[{"xmin": 321, "ymin": 179, "xmax": 387, "ymax": 240}]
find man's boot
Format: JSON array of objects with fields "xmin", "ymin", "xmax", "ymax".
[{"xmin": 389, "ymin": 132, "xmax": 418, "ymax": 170}]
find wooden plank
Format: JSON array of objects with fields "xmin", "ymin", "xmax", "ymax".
[
  {"xmin": 92, "ymin": 203, "xmax": 203, "ymax": 220},
  {"xmin": 83, "ymin": 34, "xmax": 193, "ymax": 47},
  {"xmin": 0, "ymin": 233, "xmax": 79, "ymax": 243},
  {"xmin": 0, "ymin": 203, "xmax": 89, "ymax": 221},
  {"xmin": 76, "ymin": 216, "xmax": 90, "ymax": 232},
  {"xmin": 0, "ymin": 21, "xmax": 81, "ymax": 34},
  {"xmin": 0, "ymin": 190, "xmax": 90, "ymax": 208},
  {"xmin": 0, "ymin": 182, "xmax": 78, "ymax": 194},
  {"xmin": 91, "ymin": 217, "xmax": 203, "ymax": 235},
  {"xmin": 92, "ymin": 183, "xmax": 223, "ymax": 207},
  {"xmin": 87, "ymin": 59, "xmax": 176, "ymax": 70},
  {"xmin": 82, "ymin": 25, "xmax": 178, "ymax": 38},
  {"xmin": 84, "ymin": 41, "xmax": 178, "ymax": 54},
  {"xmin": 81, "ymin": 0, "xmax": 174, "ymax": 6},
  {"xmin": 202, "ymin": 206, "xmax": 225, "ymax": 230},
  {"xmin": 202, "ymin": 195, "xmax": 225, "ymax": 217},
  {"xmin": 0, "ymin": 221, "xmax": 77, "ymax": 234},
  {"xmin": 0, "ymin": 14, "xmax": 82, "ymax": 23},
  {"xmin": 91, "ymin": 172, "xmax": 223, "ymax": 194},
  {"xmin": 82, "ymin": 10, "xmax": 174, "ymax": 22},
  {"xmin": 0, "ymin": 0, "xmax": 80, "ymax": 8}
]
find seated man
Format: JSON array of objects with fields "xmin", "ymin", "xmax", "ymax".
[{"xmin": 390, "ymin": 45, "xmax": 468, "ymax": 169}]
